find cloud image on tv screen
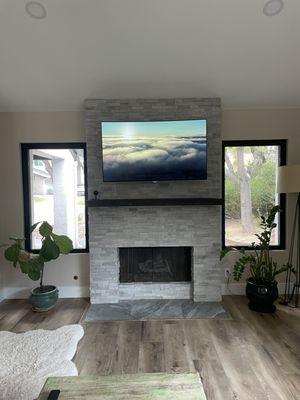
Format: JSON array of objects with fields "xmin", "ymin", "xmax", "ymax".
[{"xmin": 101, "ymin": 120, "xmax": 207, "ymax": 182}]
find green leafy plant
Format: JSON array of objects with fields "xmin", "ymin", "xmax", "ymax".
[
  {"xmin": 3, "ymin": 221, "xmax": 73, "ymax": 292},
  {"xmin": 220, "ymin": 205, "xmax": 292, "ymax": 285}
]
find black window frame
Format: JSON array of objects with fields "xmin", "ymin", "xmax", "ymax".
[
  {"xmin": 222, "ymin": 139, "xmax": 287, "ymax": 250},
  {"xmin": 21, "ymin": 142, "xmax": 89, "ymax": 253}
]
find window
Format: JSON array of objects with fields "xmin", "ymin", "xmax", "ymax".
[
  {"xmin": 21, "ymin": 143, "xmax": 88, "ymax": 252},
  {"xmin": 222, "ymin": 140, "xmax": 286, "ymax": 249}
]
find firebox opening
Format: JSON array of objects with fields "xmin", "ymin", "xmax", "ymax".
[{"xmin": 119, "ymin": 247, "xmax": 192, "ymax": 283}]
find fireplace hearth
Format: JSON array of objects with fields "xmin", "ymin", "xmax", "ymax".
[{"xmin": 119, "ymin": 247, "xmax": 191, "ymax": 283}]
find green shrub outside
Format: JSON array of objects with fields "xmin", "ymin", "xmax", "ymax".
[
  {"xmin": 225, "ymin": 179, "xmax": 240, "ymax": 219},
  {"xmin": 225, "ymin": 161, "xmax": 276, "ymax": 220},
  {"xmin": 251, "ymin": 161, "xmax": 276, "ymax": 217}
]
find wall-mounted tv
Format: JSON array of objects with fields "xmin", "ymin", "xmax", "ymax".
[{"xmin": 101, "ymin": 119, "xmax": 207, "ymax": 182}]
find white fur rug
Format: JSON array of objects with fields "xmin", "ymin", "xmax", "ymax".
[{"xmin": 0, "ymin": 324, "xmax": 84, "ymax": 400}]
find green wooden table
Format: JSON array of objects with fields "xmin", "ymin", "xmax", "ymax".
[{"xmin": 38, "ymin": 373, "xmax": 207, "ymax": 400}]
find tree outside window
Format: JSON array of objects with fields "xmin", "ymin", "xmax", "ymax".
[{"xmin": 224, "ymin": 143, "xmax": 285, "ymax": 247}]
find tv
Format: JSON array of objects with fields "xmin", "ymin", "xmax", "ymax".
[{"xmin": 101, "ymin": 119, "xmax": 207, "ymax": 182}]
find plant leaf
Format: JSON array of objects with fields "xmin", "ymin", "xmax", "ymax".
[
  {"xmin": 220, "ymin": 247, "xmax": 235, "ymax": 260},
  {"xmin": 28, "ymin": 267, "xmax": 41, "ymax": 281},
  {"xmin": 52, "ymin": 234, "xmax": 73, "ymax": 254},
  {"xmin": 40, "ymin": 236, "xmax": 60, "ymax": 261},
  {"xmin": 20, "ymin": 261, "xmax": 29, "ymax": 274},
  {"xmin": 39, "ymin": 221, "xmax": 53, "ymax": 237},
  {"xmin": 18, "ymin": 250, "xmax": 30, "ymax": 263},
  {"xmin": 4, "ymin": 244, "xmax": 20, "ymax": 265},
  {"xmin": 30, "ymin": 221, "xmax": 41, "ymax": 233},
  {"xmin": 8, "ymin": 238, "xmax": 25, "ymax": 251},
  {"xmin": 28, "ymin": 256, "xmax": 44, "ymax": 281}
]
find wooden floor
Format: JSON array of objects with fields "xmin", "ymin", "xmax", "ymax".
[{"xmin": 0, "ymin": 296, "xmax": 299, "ymax": 400}]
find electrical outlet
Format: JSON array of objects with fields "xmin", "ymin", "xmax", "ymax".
[{"xmin": 225, "ymin": 268, "xmax": 231, "ymax": 278}]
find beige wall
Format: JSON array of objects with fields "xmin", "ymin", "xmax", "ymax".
[
  {"xmin": 0, "ymin": 109, "xmax": 300, "ymax": 298},
  {"xmin": 222, "ymin": 109, "xmax": 300, "ymax": 289},
  {"xmin": 0, "ymin": 112, "xmax": 89, "ymax": 298}
]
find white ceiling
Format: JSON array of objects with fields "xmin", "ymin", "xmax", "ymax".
[{"xmin": 0, "ymin": 0, "xmax": 299, "ymax": 111}]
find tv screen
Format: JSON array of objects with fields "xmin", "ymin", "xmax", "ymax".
[{"xmin": 101, "ymin": 119, "xmax": 207, "ymax": 182}]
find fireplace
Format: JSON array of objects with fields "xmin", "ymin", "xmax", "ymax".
[
  {"xmin": 119, "ymin": 247, "xmax": 192, "ymax": 283},
  {"xmin": 86, "ymin": 97, "xmax": 222, "ymax": 303}
]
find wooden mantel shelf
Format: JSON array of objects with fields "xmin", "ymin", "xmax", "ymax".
[{"xmin": 87, "ymin": 198, "xmax": 224, "ymax": 207}]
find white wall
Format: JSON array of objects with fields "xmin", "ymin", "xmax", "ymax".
[{"xmin": 0, "ymin": 109, "xmax": 299, "ymax": 298}]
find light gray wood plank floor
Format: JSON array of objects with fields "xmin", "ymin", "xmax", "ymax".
[{"xmin": 0, "ymin": 296, "xmax": 299, "ymax": 400}]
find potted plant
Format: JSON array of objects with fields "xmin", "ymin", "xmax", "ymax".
[
  {"xmin": 3, "ymin": 221, "xmax": 73, "ymax": 312},
  {"xmin": 220, "ymin": 205, "xmax": 292, "ymax": 313}
]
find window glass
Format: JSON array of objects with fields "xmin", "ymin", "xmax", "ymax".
[
  {"xmin": 224, "ymin": 145, "xmax": 281, "ymax": 247},
  {"xmin": 28, "ymin": 147, "xmax": 86, "ymax": 250}
]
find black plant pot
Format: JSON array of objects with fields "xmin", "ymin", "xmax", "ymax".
[{"xmin": 246, "ymin": 278, "xmax": 278, "ymax": 313}]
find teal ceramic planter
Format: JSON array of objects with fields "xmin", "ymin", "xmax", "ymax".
[{"xmin": 30, "ymin": 285, "xmax": 59, "ymax": 312}]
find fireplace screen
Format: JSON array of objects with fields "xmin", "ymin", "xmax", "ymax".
[{"xmin": 119, "ymin": 247, "xmax": 191, "ymax": 283}]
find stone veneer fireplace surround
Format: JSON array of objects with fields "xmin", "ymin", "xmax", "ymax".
[{"xmin": 85, "ymin": 98, "xmax": 222, "ymax": 304}]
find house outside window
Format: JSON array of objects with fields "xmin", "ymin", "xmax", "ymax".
[{"xmin": 22, "ymin": 143, "xmax": 88, "ymax": 252}]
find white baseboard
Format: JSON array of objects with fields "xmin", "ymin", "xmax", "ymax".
[
  {"xmin": 222, "ymin": 282, "xmax": 287, "ymax": 295},
  {"xmin": 57, "ymin": 286, "xmax": 90, "ymax": 298},
  {"xmin": 2, "ymin": 286, "xmax": 90, "ymax": 299},
  {"xmin": 0, "ymin": 284, "xmax": 286, "ymax": 300}
]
